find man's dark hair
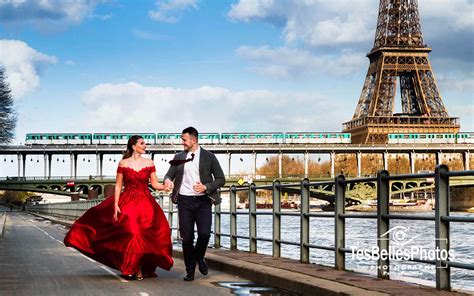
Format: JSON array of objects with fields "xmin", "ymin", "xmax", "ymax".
[{"xmin": 182, "ymin": 126, "xmax": 199, "ymax": 139}]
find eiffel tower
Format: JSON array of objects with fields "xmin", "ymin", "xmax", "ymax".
[{"xmin": 343, "ymin": 0, "xmax": 460, "ymax": 144}]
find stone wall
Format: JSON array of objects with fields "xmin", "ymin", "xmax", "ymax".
[{"xmin": 451, "ymin": 187, "xmax": 474, "ymax": 211}]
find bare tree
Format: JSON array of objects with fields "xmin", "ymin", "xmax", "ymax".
[{"xmin": 0, "ymin": 66, "xmax": 16, "ymax": 144}]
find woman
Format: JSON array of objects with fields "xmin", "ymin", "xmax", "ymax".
[{"xmin": 64, "ymin": 135, "xmax": 173, "ymax": 280}]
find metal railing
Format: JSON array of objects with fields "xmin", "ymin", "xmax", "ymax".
[
  {"xmin": 213, "ymin": 164, "xmax": 473, "ymax": 291},
  {"xmin": 25, "ymin": 165, "xmax": 473, "ymax": 291}
]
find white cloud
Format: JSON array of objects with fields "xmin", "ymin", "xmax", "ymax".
[
  {"xmin": 80, "ymin": 82, "xmax": 350, "ymax": 132},
  {"xmin": 229, "ymin": 0, "xmax": 473, "ymax": 87},
  {"xmin": 0, "ymin": 0, "xmax": 105, "ymax": 30},
  {"xmin": 419, "ymin": 0, "xmax": 473, "ymax": 31},
  {"xmin": 236, "ymin": 46, "xmax": 366, "ymax": 79},
  {"xmin": 149, "ymin": 0, "xmax": 198, "ymax": 23},
  {"xmin": 65, "ymin": 60, "xmax": 76, "ymax": 66},
  {"xmin": 437, "ymin": 75, "xmax": 474, "ymax": 93},
  {"xmin": 132, "ymin": 29, "xmax": 170, "ymax": 41},
  {"xmin": 228, "ymin": 0, "xmax": 473, "ymax": 48},
  {"xmin": 227, "ymin": 0, "xmax": 283, "ymax": 22},
  {"xmin": 228, "ymin": 0, "xmax": 374, "ymax": 47},
  {"xmin": 448, "ymin": 104, "xmax": 474, "ymax": 131},
  {"xmin": 89, "ymin": 13, "xmax": 112, "ymax": 21},
  {"xmin": 0, "ymin": 39, "xmax": 57, "ymax": 98}
]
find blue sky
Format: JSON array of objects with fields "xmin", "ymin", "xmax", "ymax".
[{"xmin": 0, "ymin": 0, "xmax": 472, "ymax": 145}]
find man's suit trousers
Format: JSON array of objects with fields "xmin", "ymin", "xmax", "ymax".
[{"xmin": 177, "ymin": 194, "xmax": 212, "ymax": 274}]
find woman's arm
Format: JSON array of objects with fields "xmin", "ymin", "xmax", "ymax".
[{"xmin": 150, "ymin": 172, "xmax": 165, "ymax": 190}]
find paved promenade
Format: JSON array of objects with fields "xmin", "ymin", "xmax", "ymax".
[
  {"xmin": 0, "ymin": 211, "xmax": 267, "ymax": 296},
  {"xmin": 0, "ymin": 209, "xmax": 470, "ymax": 295}
]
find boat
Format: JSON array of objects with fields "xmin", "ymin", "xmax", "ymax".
[{"xmin": 346, "ymin": 199, "xmax": 433, "ymax": 212}]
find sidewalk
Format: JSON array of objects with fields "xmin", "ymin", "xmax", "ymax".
[{"xmin": 27, "ymin": 212, "xmax": 469, "ymax": 296}]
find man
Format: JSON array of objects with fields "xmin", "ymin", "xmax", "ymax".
[{"xmin": 164, "ymin": 127, "xmax": 225, "ymax": 281}]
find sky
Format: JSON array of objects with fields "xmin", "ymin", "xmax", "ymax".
[{"xmin": 0, "ymin": 0, "xmax": 473, "ymax": 177}]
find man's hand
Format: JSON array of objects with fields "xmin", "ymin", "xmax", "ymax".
[
  {"xmin": 164, "ymin": 179, "xmax": 174, "ymax": 191},
  {"xmin": 193, "ymin": 181, "xmax": 207, "ymax": 193}
]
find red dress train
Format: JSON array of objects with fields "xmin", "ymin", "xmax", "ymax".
[{"xmin": 64, "ymin": 165, "xmax": 173, "ymax": 277}]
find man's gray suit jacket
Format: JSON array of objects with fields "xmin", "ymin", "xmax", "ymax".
[{"xmin": 164, "ymin": 147, "xmax": 225, "ymax": 205}]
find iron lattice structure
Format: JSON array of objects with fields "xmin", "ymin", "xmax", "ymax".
[{"xmin": 343, "ymin": 0, "xmax": 459, "ymax": 144}]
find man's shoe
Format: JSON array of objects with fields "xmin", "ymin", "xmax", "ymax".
[
  {"xmin": 183, "ymin": 273, "xmax": 194, "ymax": 281},
  {"xmin": 197, "ymin": 259, "xmax": 208, "ymax": 275}
]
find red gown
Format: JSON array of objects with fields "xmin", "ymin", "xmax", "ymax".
[{"xmin": 64, "ymin": 165, "xmax": 173, "ymax": 277}]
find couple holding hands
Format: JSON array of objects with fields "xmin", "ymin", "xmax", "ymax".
[{"xmin": 64, "ymin": 127, "xmax": 225, "ymax": 282}]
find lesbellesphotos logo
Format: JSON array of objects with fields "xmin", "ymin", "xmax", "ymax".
[{"xmin": 350, "ymin": 226, "xmax": 455, "ymax": 274}]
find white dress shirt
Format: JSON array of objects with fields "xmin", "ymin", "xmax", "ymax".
[{"xmin": 179, "ymin": 146, "xmax": 205, "ymax": 196}]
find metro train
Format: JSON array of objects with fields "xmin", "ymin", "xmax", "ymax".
[
  {"xmin": 387, "ymin": 133, "xmax": 474, "ymax": 144},
  {"xmin": 24, "ymin": 132, "xmax": 352, "ymax": 145},
  {"xmin": 24, "ymin": 132, "xmax": 474, "ymax": 145}
]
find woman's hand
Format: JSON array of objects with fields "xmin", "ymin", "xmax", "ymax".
[
  {"xmin": 164, "ymin": 179, "xmax": 174, "ymax": 192},
  {"xmin": 113, "ymin": 204, "xmax": 121, "ymax": 221}
]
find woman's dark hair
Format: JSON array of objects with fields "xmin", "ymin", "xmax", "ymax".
[{"xmin": 122, "ymin": 135, "xmax": 143, "ymax": 159}]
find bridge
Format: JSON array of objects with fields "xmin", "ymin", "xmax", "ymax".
[{"xmin": 0, "ymin": 143, "xmax": 471, "ymax": 181}]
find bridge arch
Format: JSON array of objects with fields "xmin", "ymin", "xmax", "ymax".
[
  {"xmin": 50, "ymin": 185, "xmax": 62, "ymax": 191},
  {"xmin": 90, "ymin": 185, "xmax": 103, "ymax": 195},
  {"xmin": 76, "ymin": 185, "xmax": 89, "ymax": 194},
  {"xmin": 391, "ymin": 181, "xmax": 404, "ymax": 191}
]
